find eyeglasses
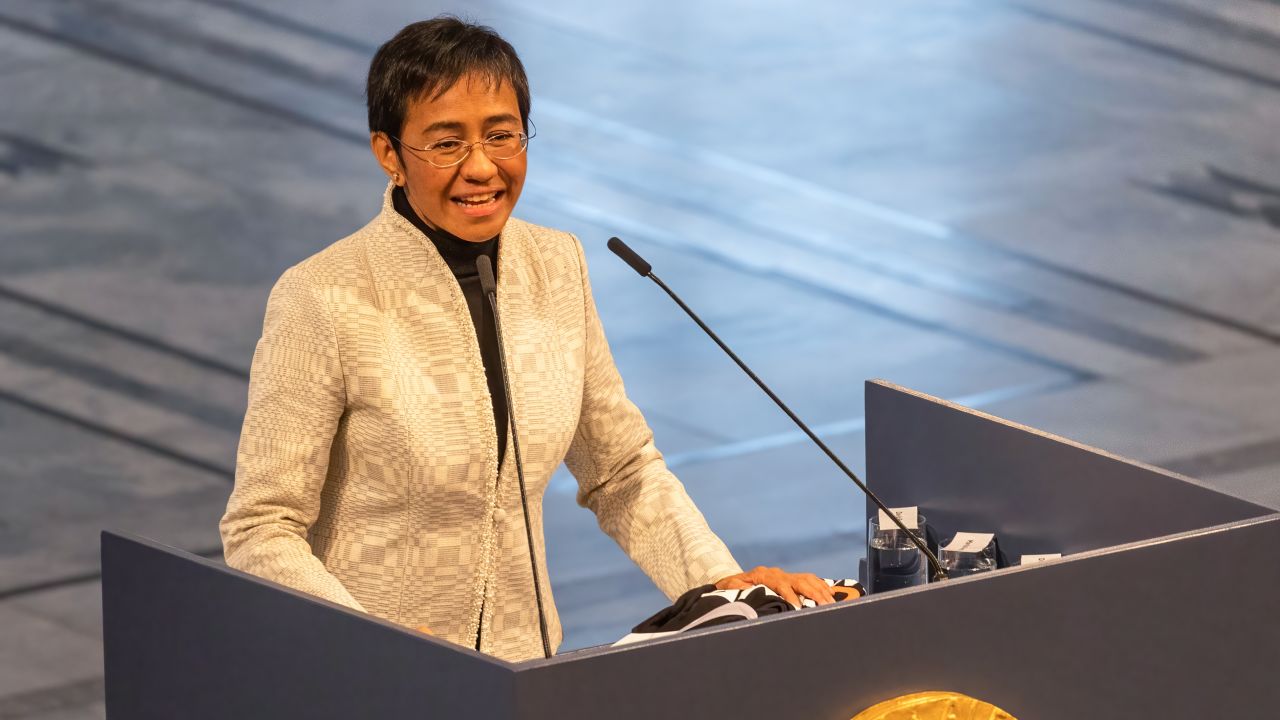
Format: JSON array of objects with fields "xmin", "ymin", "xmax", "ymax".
[{"xmin": 390, "ymin": 128, "xmax": 534, "ymax": 169}]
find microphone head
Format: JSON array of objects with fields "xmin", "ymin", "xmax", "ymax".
[
  {"xmin": 607, "ymin": 237, "xmax": 652, "ymax": 277},
  {"xmin": 475, "ymin": 255, "xmax": 497, "ymax": 295}
]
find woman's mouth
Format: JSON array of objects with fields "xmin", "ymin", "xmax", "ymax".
[{"xmin": 452, "ymin": 190, "xmax": 505, "ymax": 217}]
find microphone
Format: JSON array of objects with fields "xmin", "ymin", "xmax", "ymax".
[
  {"xmin": 476, "ymin": 255, "xmax": 553, "ymax": 658},
  {"xmin": 605, "ymin": 236, "xmax": 946, "ymax": 582}
]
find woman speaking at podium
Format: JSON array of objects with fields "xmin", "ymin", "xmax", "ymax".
[{"xmin": 219, "ymin": 16, "xmax": 835, "ymax": 662}]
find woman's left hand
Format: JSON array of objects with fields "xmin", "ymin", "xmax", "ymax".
[{"xmin": 714, "ymin": 566, "xmax": 843, "ymax": 608}]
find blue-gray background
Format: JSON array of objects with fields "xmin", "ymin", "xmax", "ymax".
[{"xmin": 2, "ymin": 1, "xmax": 1279, "ymax": 716}]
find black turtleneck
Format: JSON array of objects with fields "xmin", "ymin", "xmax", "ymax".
[{"xmin": 392, "ymin": 185, "xmax": 508, "ymax": 465}]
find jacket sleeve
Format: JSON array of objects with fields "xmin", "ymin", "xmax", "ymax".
[
  {"xmin": 219, "ymin": 265, "xmax": 366, "ymax": 612},
  {"xmin": 563, "ymin": 238, "xmax": 743, "ymax": 601}
]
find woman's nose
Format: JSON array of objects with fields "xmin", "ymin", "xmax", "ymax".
[{"xmin": 459, "ymin": 143, "xmax": 498, "ymax": 180}]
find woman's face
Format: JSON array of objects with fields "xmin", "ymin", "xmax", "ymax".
[{"xmin": 372, "ymin": 73, "xmax": 527, "ymax": 242}]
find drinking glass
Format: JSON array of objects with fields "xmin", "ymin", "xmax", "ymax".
[
  {"xmin": 939, "ymin": 534, "xmax": 998, "ymax": 578},
  {"xmin": 866, "ymin": 514, "xmax": 929, "ymax": 593}
]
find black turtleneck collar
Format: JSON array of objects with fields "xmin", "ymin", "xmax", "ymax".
[{"xmin": 392, "ymin": 185, "xmax": 498, "ymax": 275}]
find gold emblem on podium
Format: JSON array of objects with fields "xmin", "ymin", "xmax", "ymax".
[{"xmin": 851, "ymin": 691, "xmax": 1016, "ymax": 720}]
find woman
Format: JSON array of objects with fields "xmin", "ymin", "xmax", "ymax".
[{"xmin": 220, "ymin": 16, "xmax": 838, "ymax": 663}]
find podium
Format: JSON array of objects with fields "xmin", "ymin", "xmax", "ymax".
[{"xmin": 102, "ymin": 380, "xmax": 1280, "ymax": 719}]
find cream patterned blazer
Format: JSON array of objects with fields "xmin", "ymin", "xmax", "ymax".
[{"xmin": 220, "ymin": 183, "xmax": 743, "ymax": 662}]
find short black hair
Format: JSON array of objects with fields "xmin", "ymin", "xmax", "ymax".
[{"xmin": 366, "ymin": 16, "xmax": 531, "ymax": 149}]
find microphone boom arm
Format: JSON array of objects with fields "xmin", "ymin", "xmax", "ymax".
[
  {"xmin": 476, "ymin": 255, "xmax": 555, "ymax": 658},
  {"xmin": 607, "ymin": 237, "xmax": 946, "ymax": 582}
]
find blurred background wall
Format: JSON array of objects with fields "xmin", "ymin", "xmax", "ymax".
[{"xmin": 1, "ymin": 1, "xmax": 1278, "ymax": 716}]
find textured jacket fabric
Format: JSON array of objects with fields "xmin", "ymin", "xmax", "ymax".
[{"xmin": 219, "ymin": 182, "xmax": 743, "ymax": 662}]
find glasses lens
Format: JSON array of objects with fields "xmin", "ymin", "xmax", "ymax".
[
  {"xmin": 428, "ymin": 140, "xmax": 469, "ymax": 166},
  {"xmin": 484, "ymin": 132, "xmax": 527, "ymax": 160}
]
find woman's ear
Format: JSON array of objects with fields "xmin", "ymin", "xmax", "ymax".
[{"xmin": 370, "ymin": 132, "xmax": 404, "ymax": 185}]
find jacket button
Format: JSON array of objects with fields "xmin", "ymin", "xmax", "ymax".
[{"xmin": 495, "ymin": 508, "xmax": 507, "ymax": 521}]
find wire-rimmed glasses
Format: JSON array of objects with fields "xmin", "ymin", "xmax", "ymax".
[{"xmin": 390, "ymin": 128, "xmax": 534, "ymax": 169}]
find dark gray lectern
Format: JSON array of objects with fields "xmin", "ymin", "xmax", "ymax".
[{"xmin": 102, "ymin": 381, "xmax": 1280, "ymax": 719}]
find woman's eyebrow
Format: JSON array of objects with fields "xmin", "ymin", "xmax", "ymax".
[
  {"xmin": 421, "ymin": 120, "xmax": 465, "ymax": 135},
  {"xmin": 484, "ymin": 113, "xmax": 520, "ymax": 126}
]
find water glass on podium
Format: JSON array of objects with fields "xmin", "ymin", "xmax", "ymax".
[
  {"xmin": 867, "ymin": 513, "xmax": 929, "ymax": 592},
  {"xmin": 939, "ymin": 532, "xmax": 998, "ymax": 578}
]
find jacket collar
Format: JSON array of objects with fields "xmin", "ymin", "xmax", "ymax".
[{"xmin": 375, "ymin": 179, "xmax": 528, "ymax": 277}]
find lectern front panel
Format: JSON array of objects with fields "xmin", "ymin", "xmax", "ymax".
[
  {"xmin": 101, "ymin": 532, "xmax": 514, "ymax": 719},
  {"xmin": 516, "ymin": 515, "xmax": 1280, "ymax": 720}
]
